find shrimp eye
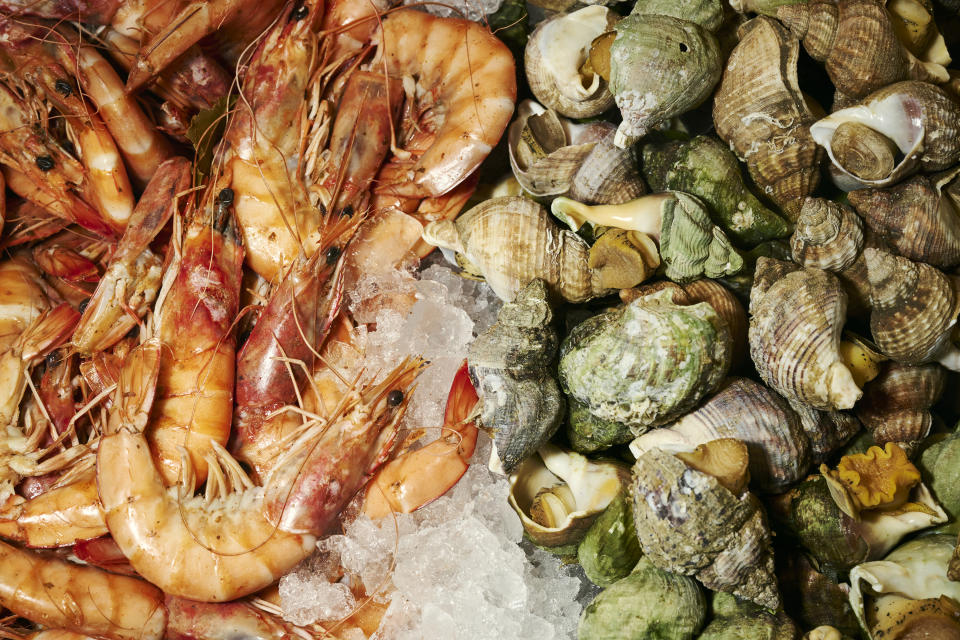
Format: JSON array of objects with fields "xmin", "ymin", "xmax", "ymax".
[
  {"xmin": 292, "ymin": 4, "xmax": 308, "ymax": 19},
  {"xmin": 78, "ymin": 298, "xmax": 89, "ymax": 313},
  {"xmin": 340, "ymin": 204, "xmax": 354, "ymax": 218},
  {"xmin": 217, "ymin": 188, "xmax": 234, "ymax": 205},
  {"xmin": 44, "ymin": 350, "xmax": 60, "ymax": 368},
  {"xmin": 54, "ymin": 79, "xmax": 72, "ymax": 96},
  {"xmin": 325, "ymin": 246, "xmax": 341, "ymax": 264},
  {"xmin": 387, "ymin": 390, "xmax": 404, "ymax": 407},
  {"xmin": 36, "ymin": 155, "xmax": 54, "ymax": 171}
]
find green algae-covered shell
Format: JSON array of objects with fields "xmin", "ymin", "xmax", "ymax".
[
  {"xmin": 642, "ymin": 136, "xmax": 792, "ymax": 248},
  {"xmin": 578, "ymin": 492, "xmax": 643, "ymax": 587},
  {"xmin": 578, "ymin": 557, "xmax": 707, "ymax": 640},
  {"xmin": 659, "ymin": 193, "xmax": 745, "ymax": 283},
  {"xmin": 566, "ymin": 396, "xmax": 634, "ymax": 454},
  {"xmin": 559, "ymin": 289, "xmax": 732, "ymax": 429},
  {"xmin": 630, "ymin": 0, "xmax": 725, "ymax": 31},
  {"xmin": 918, "ymin": 430, "xmax": 960, "ymax": 533},
  {"xmin": 609, "ymin": 14, "xmax": 722, "ymax": 148},
  {"xmin": 786, "ymin": 475, "xmax": 870, "ymax": 576},
  {"xmin": 699, "ymin": 591, "xmax": 800, "ymax": 639}
]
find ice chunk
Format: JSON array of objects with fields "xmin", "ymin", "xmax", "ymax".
[
  {"xmin": 405, "ymin": 0, "xmax": 505, "ymax": 22},
  {"xmin": 278, "ymin": 553, "xmax": 357, "ymax": 625}
]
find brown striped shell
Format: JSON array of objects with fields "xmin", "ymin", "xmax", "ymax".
[
  {"xmin": 791, "ymin": 197, "xmax": 864, "ymax": 272},
  {"xmin": 848, "ymin": 168, "xmax": 960, "ymax": 269},
  {"xmin": 713, "ymin": 16, "xmax": 822, "ymax": 221},
  {"xmin": 788, "ymin": 401, "xmax": 862, "ymax": 464},
  {"xmin": 855, "ymin": 361, "xmax": 946, "ymax": 447},
  {"xmin": 749, "ymin": 259, "xmax": 862, "ymax": 410},
  {"xmin": 631, "ymin": 447, "xmax": 781, "ymax": 609},
  {"xmin": 864, "ymin": 248, "xmax": 960, "ymax": 364},
  {"xmin": 629, "ymin": 377, "xmax": 810, "ymax": 493}
]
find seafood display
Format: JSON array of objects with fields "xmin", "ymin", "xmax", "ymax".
[{"xmin": 3, "ymin": 0, "xmax": 960, "ymax": 638}]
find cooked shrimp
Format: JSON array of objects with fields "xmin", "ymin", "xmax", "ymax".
[
  {"xmin": 0, "ymin": 540, "xmax": 166, "ymax": 640},
  {"xmin": 98, "ymin": 340, "xmax": 418, "ymax": 602},
  {"xmin": 0, "ymin": 0, "xmax": 121, "ymax": 22},
  {"xmin": 71, "ymin": 156, "xmax": 191, "ymax": 355},
  {"xmin": 147, "ymin": 189, "xmax": 244, "ymax": 486}
]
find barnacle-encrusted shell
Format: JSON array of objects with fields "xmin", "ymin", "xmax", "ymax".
[
  {"xmin": 785, "ymin": 475, "xmax": 946, "ymax": 575},
  {"xmin": 566, "ymin": 396, "xmax": 634, "ymax": 454},
  {"xmin": 749, "ymin": 260, "xmax": 862, "ymax": 410},
  {"xmin": 641, "ymin": 136, "xmax": 792, "ymax": 248},
  {"xmin": 848, "ymin": 535, "xmax": 960, "ymax": 633},
  {"xmin": 421, "ymin": 197, "xmax": 614, "ymax": 303},
  {"xmin": 578, "ymin": 557, "xmax": 707, "ymax": 640},
  {"xmin": 811, "ymin": 81, "xmax": 960, "ymax": 189},
  {"xmin": 577, "ymin": 492, "xmax": 642, "ymax": 587},
  {"xmin": 713, "ymin": 16, "xmax": 822, "ymax": 221},
  {"xmin": 559, "ymin": 290, "xmax": 732, "ymax": 429},
  {"xmin": 777, "ymin": 0, "xmax": 949, "ymax": 99},
  {"xmin": 524, "ymin": 7, "xmax": 618, "ymax": 118},
  {"xmin": 467, "ymin": 280, "xmax": 564, "ymax": 474},
  {"xmin": 864, "ymin": 248, "xmax": 960, "ymax": 364},
  {"xmin": 609, "ymin": 12, "xmax": 722, "ymax": 148},
  {"xmin": 630, "ymin": 377, "xmax": 810, "ymax": 493},
  {"xmin": 631, "ymin": 447, "xmax": 780, "ymax": 609},
  {"xmin": 855, "ymin": 361, "xmax": 945, "ymax": 447},
  {"xmin": 791, "ymin": 197, "xmax": 864, "ymax": 271},
  {"xmin": 698, "ymin": 591, "xmax": 800, "ymax": 639},
  {"xmin": 507, "ymin": 101, "xmax": 646, "ymax": 203},
  {"xmin": 508, "ymin": 444, "xmax": 626, "ymax": 549},
  {"xmin": 848, "ymin": 168, "xmax": 960, "ymax": 268}
]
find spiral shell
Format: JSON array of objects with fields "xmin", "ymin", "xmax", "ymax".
[
  {"xmin": 698, "ymin": 591, "xmax": 800, "ymax": 639},
  {"xmin": 629, "ymin": 377, "xmax": 810, "ymax": 493},
  {"xmin": 524, "ymin": 7, "xmax": 618, "ymax": 118},
  {"xmin": 791, "ymin": 197, "xmax": 864, "ymax": 271},
  {"xmin": 847, "ymin": 168, "xmax": 960, "ymax": 268},
  {"xmin": 776, "ymin": 0, "xmax": 949, "ymax": 99},
  {"xmin": 749, "ymin": 259, "xmax": 862, "ymax": 410},
  {"xmin": 641, "ymin": 136, "xmax": 792, "ymax": 248},
  {"xmin": 630, "ymin": 447, "xmax": 781, "ymax": 609},
  {"xmin": 713, "ymin": 17, "xmax": 822, "ymax": 221},
  {"xmin": 811, "ymin": 81, "xmax": 960, "ymax": 189},
  {"xmin": 855, "ymin": 361, "xmax": 945, "ymax": 447},
  {"xmin": 788, "ymin": 400, "xmax": 862, "ymax": 464},
  {"xmin": 559, "ymin": 289, "xmax": 732, "ymax": 430},
  {"xmin": 610, "ymin": 12, "xmax": 722, "ymax": 148},
  {"xmin": 865, "ymin": 248, "xmax": 960, "ymax": 364}
]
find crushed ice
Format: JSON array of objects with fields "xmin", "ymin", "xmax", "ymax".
[
  {"xmin": 407, "ymin": 0, "xmax": 505, "ymax": 24},
  {"xmin": 279, "ymin": 259, "xmax": 594, "ymax": 638}
]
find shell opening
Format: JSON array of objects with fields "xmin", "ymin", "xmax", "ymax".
[{"xmin": 537, "ymin": 6, "xmax": 613, "ymax": 102}]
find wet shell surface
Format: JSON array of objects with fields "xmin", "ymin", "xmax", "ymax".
[
  {"xmin": 524, "ymin": 7, "xmax": 618, "ymax": 118},
  {"xmin": 421, "ymin": 197, "xmax": 613, "ymax": 303},
  {"xmin": 629, "ymin": 377, "xmax": 810, "ymax": 493},
  {"xmin": 790, "ymin": 197, "xmax": 864, "ymax": 272},
  {"xmin": 467, "ymin": 280, "xmax": 565, "ymax": 474},
  {"xmin": 811, "ymin": 81, "xmax": 960, "ymax": 189},
  {"xmin": 641, "ymin": 136, "xmax": 792, "ymax": 248},
  {"xmin": 865, "ymin": 248, "xmax": 960, "ymax": 364},
  {"xmin": 713, "ymin": 16, "xmax": 822, "ymax": 221},
  {"xmin": 609, "ymin": 12, "xmax": 722, "ymax": 148},
  {"xmin": 855, "ymin": 361, "xmax": 945, "ymax": 446},
  {"xmin": 698, "ymin": 591, "xmax": 800, "ymax": 639},
  {"xmin": 848, "ymin": 167, "xmax": 960, "ymax": 269},
  {"xmin": 559, "ymin": 289, "xmax": 733, "ymax": 430},
  {"xmin": 630, "ymin": 447, "xmax": 781, "ymax": 609},
  {"xmin": 789, "ymin": 400, "xmax": 862, "ymax": 464},
  {"xmin": 749, "ymin": 259, "xmax": 862, "ymax": 410}
]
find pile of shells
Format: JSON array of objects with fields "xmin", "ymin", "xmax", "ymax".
[{"xmin": 420, "ymin": 0, "xmax": 960, "ymax": 637}]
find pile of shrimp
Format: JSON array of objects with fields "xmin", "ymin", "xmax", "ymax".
[{"xmin": 0, "ymin": 1, "xmax": 515, "ymax": 638}]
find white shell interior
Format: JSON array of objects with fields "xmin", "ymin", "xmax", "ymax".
[{"xmin": 537, "ymin": 6, "xmax": 612, "ymax": 102}]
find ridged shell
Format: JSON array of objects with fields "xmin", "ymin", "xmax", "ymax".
[
  {"xmin": 788, "ymin": 400, "xmax": 862, "ymax": 464},
  {"xmin": 631, "ymin": 0, "xmax": 725, "ymax": 30},
  {"xmin": 559, "ymin": 290, "xmax": 732, "ymax": 429},
  {"xmin": 568, "ymin": 131, "xmax": 647, "ymax": 205},
  {"xmin": 811, "ymin": 81, "xmax": 960, "ymax": 189},
  {"xmin": 641, "ymin": 136, "xmax": 792, "ymax": 248},
  {"xmin": 698, "ymin": 591, "xmax": 800, "ymax": 639},
  {"xmin": 630, "ymin": 448, "xmax": 781, "ymax": 609},
  {"xmin": 864, "ymin": 248, "xmax": 960, "ymax": 364},
  {"xmin": 467, "ymin": 280, "xmax": 565, "ymax": 474},
  {"xmin": 777, "ymin": 0, "xmax": 947, "ymax": 99},
  {"xmin": 630, "ymin": 378, "xmax": 810, "ymax": 493},
  {"xmin": 749, "ymin": 260, "xmax": 862, "ymax": 410},
  {"xmin": 847, "ymin": 168, "xmax": 960, "ymax": 268},
  {"xmin": 713, "ymin": 17, "xmax": 822, "ymax": 221},
  {"xmin": 578, "ymin": 557, "xmax": 707, "ymax": 639},
  {"xmin": 610, "ymin": 13, "xmax": 722, "ymax": 148},
  {"xmin": 855, "ymin": 361, "xmax": 945, "ymax": 446},
  {"xmin": 524, "ymin": 7, "xmax": 617, "ymax": 118},
  {"xmin": 790, "ymin": 197, "xmax": 864, "ymax": 272},
  {"xmin": 659, "ymin": 193, "xmax": 745, "ymax": 283},
  {"xmin": 421, "ymin": 197, "xmax": 613, "ymax": 303}
]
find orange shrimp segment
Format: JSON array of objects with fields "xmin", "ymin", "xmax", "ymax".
[
  {"xmin": 0, "ymin": 469, "xmax": 106, "ymax": 548},
  {"xmin": 148, "ymin": 194, "xmax": 245, "ymax": 486}
]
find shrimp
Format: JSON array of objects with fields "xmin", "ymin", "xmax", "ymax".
[
  {"xmin": 71, "ymin": 156, "xmax": 190, "ymax": 355},
  {"xmin": 97, "ymin": 340, "xmax": 419, "ymax": 602},
  {"xmin": 147, "ymin": 188, "xmax": 244, "ymax": 486},
  {"xmin": 0, "ymin": 0, "xmax": 121, "ymax": 22}
]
